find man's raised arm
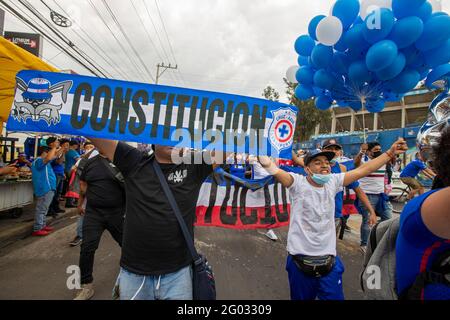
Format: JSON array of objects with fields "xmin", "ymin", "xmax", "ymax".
[
  {"xmin": 88, "ymin": 138, "xmax": 118, "ymax": 162},
  {"xmin": 258, "ymin": 156, "xmax": 294, "ymax": 188},
  {"xmin": 344, "ymin": 138, "xmax": 408, "ymax": 186}
]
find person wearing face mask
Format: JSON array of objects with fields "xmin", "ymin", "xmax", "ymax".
[
  {"xmin": 258, "ymin": 138, "xmax": 408, "ymax": 300},
  {"xmin": 320, "ymin": 140, "xmax": 377, "ymax": 236},
  {"xmin": 354, "ymin": 142, "xmax": 394, "ymax": 253}
]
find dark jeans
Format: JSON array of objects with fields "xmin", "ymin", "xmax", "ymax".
[
  {"xmin": 79, "ymin": 206, "xmax": 124, "ymax": 285},
  {"xmin": 49, "ymin": 174, "xmax": 64, "ymax": 213}
]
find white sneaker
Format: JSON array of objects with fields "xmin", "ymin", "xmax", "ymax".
[
  {"xmin": 74, "ymin": 283, "xmax": 94, "ymax": 300},
  {"xmin": 265, "ymin": 229, "xmax": 278, "ymax": 241}
]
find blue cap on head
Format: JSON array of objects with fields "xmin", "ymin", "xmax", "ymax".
[{"xmin": 304, "ymin": 149, "xmax": 335, "ymax": 166}]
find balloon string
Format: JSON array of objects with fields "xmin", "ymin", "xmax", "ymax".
[{"xmin": 362, "ymin": 100, "xmax": 366, "ymax": 143}]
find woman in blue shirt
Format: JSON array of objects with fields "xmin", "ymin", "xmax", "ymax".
[{"xmin": 396, "ymin": 127, "xmax": 450, "ymax": 300}]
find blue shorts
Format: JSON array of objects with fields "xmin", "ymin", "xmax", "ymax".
[{"xmin": 286, "ymin": 255, "xmax": 345, "ymax": 300}]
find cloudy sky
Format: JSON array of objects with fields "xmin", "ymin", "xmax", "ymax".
[{"xmin": 2, "ymin": 0, "xmax": 450, "ymax": 103}]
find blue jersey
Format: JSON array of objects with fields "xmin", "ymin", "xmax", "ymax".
[
  {"xmin": 31, "ymin": 158, "xmax": 56, "ymax": 197},
  {"xmin": 396, "ymin": 189, "xmax": 450, "ymax": 300},
  {"xmin": 400, "ymin": 159, "xmax": 427, "ymax": 178},
  {"xmin": 230, "ymin": 164, "xmax": 247, "ymax": 179}
]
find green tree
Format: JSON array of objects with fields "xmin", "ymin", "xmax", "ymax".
[{"xmin": 284, "ymin": 79, "xmax": 331, "ymax": 143}]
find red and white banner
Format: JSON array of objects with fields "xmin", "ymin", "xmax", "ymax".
[{"xmin": 195, "ymin": 179, "xmax": 290, "ymax": 229}]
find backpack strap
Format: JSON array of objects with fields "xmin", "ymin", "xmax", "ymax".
[
  {"xmin": 97, "ymin": 156, "xmax": 125, "ymax": 186},
  {"xmin": 400, "ymin": 249, "xmax": 450, "ymax": 300}
]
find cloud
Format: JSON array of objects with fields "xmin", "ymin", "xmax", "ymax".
[{"xmin": 3, "ymin": 0, "xmax": 450, "ymax": 102}]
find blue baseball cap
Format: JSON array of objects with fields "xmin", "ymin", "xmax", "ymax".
[{"xmin": 304, "ymin": 149, "xmax": 335, "ymax": 166}]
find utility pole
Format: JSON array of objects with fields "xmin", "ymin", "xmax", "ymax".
[{"xmin": 155, "ymin": 62, "xmax": 178, "ymax": 85}]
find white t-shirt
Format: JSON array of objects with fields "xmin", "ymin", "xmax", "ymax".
[
  {"xmin": 287, "ymin": 172, "xmax": 345, "ymax": 257},
  {"xmin": 358, "ymin": 156, "xmax": 386, "ymax": 194},
  {"xmin": 252, "ymin": 161, "xmax": 271, "ymax": 179}
]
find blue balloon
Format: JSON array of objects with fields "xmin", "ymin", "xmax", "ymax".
[
  {"xmin": 295, "ymin": 85, "xmax": 314, "ymax": 100},
  {"xmin": 346, "ymin": 47, "xmax": 366, "ymax": 62},
  {"xmin": 392, "ymin": 0, "xmax": 426, "ymax": 19},
  {"xmin": 402, "ymin": 45, "xmax": 422, "ymax": 65},
  {"xmin": 349, "ymin": 60, "xmax": 372, "ymax": 84},
  {"xmin": 389, "ymin": 17, "xmax": 424, "ymax": 49},
  {"xmin": 296, "ymin": 66, "xmax": 315, "ymax": 85},
  {"xmin": 308, "ymin": 15, "xmax": 326, "ymax": 41},
  {"xmin": 344, "ymin": 23, "xmax": 370, "ymax": 50},
  {"xmin": 363, "ymin": 8, "xmax": 395, "ymax": 44},
  {"xmin": 376, "ymin": 53, "xmax": 406, "ymax": 81},
  {"xmin": 313, "ymin": 87, "xmax": 327, "ymax": 97},
  {"xmin": 331, "ymin": 52, "xmax": 351, "ymax": 75},
  {"xmin": 366, "ymin": 40, "xmax": 398, "ymax": 72},
  {"xmin": 349, "ymin": 101, "xmax": 363, "ymax": 111},
  {"xmin": 430, "ymin": 12, "xmax": 448, "ymax": 19},
  {"xmin": 366, "ymin": 100, "xmax": 385, "ymax": 113},
  {"xmin": 334, "ymin": 34, "xmax": 348, "ymax": 52},
  {"xmin": 295, "ymin": 35, "xmax": 316, "ymax": 56},
  {"xmin": 384, "ymin": 92, "xmax": 404, "ymax": 102},
  {"xmin": 298, "ymin": 55, "xmax": 310, "ymax": 66},
  {"xmin": 313, "ymin": 69, "xmax": 335, "ymax": 90},
  {"xmin": 425, "ymin": 63, "xmax": 450, "ymax": 89},
  {"xmin": 315, "ymin": 95, "xmax": 333, "ymax": 110},
  {"xmin": 415, "ymin": 15, "xmax": 450, "ymax": 51},
  {"xmin": 311, "ymin": 44, "xmax": 333, "ymax": 69},
  {"xmin": 416, "ymin": 1, "xmax": 433, "ymax": 22},
  {"xmin": 386, "ymin": 68, "xmax": 421, "ymax": 93},
  {"xmin": 424, "ymin": 39, "xmax": 450, "ymax": 68},
  {"xmin": 332, "ymin": 0, "xmax": 360, "ymax": 29},
  {"xmin": 308, "ymin": 56, "xmax": 319, "ymax": 69}
]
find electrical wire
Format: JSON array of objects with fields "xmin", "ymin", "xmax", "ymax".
[
  {"xmin": 86, "ymin": 0, "xmax": 147, "ymax": 82},
  {"xmin": 51, "ymin": 0, "xmax": 131, "ymax": 80},
  {"xmin": 16, "ymin": 0, "xmax": 111, "ymax": 78},
  {"xmin": 100, "ymin": 0, "xmax": 156, "ymax": 82},
  {"xmin": 0, "ymin": 0, "xmax": 102, "ymax": 76}
]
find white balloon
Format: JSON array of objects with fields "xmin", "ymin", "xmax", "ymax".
[
  {"xmin": 429, "ymin": 0, "xmax": 442, "ymax": 12},
  {"xmin": 286, "ymin": 65, "xmax": 299, "ymax": 83},
  {"xmin": 316, "ymin": 16, "xmax": 343, "ymax": 46},
  {"xmin": 360, "ymin": 0, "xmax": 392, "ymax": 20}
]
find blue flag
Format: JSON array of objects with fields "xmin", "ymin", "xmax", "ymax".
[{"xmin": 7, "ymin": 70, "xmax": 298, "ymax": 158}]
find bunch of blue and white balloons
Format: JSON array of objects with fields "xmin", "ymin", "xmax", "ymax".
[{"xmin": 286, "ymin": 0, "xmax": 450, "ymax": 112}]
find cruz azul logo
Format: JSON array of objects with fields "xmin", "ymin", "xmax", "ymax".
[
  {"xmin": 12, "ymin": 77, "xmax": 72, "ymax": 126},
  {"xmin": 268, "ymin": 108, "xmax": 296, "ymax": 153}
]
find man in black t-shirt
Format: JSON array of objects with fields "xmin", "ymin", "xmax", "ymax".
[
  {"xmin": 89, "ymin": 139, "xmax": 214, "ymax": 300},
  {"xmin": 73, "ymin": 152, "xmax": 125, "ymax": 300}
]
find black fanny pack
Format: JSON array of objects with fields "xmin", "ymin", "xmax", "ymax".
[{"xmin": 291, "ymin": 254, "xmax": 336, "ymax": 278}]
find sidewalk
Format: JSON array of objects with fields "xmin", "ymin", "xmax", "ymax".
[{"xmin": 0, "ymin": 201, "xmax": 78, "ymax": 250}]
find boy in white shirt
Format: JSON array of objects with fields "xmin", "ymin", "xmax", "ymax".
[{"xmin": 258, "ymin": 138, "xmax": 408, "ymax": 300}]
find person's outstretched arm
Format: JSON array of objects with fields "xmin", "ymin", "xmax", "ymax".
[
  {"xmin": 421, "ymin": 187, "xmax": 450, "ymax": 239},
  {"xmin": 88, "ymin": 138, "xmax": 118, "ymax": 162},
  {"xmin": 344, "ymin": 139, "xmax": 408, "ymax": 186},
  {"xmin": 258, "ymin": 156, "xmax": 294, "ymax": 188}
]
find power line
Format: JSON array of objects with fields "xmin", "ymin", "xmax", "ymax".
[
  {"xmin": 15, "ymin": 0, "xmax": 111, "ymax": 78},
  {"xmin": 51, "ymin": 0, "xmax": 131, "ymax": 80},
  {"xmin": 100, "ymin": 0, "xmax": 156, "ymax": 82},
  {"xmin": 153, "ymin": 0, "xmax": 186, "ymax": 86},
  {"xmin": 139, "ymin": 0, "xmax": 178, "ymax": 85},
  {"xmin": 0, "ymin": 0, "xmax": 103, "ymax": 76},
  {"xmin": 86, "ymin": 0, "xmax": 147, "ymax": 82}
]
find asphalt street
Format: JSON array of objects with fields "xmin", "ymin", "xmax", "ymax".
[{"xmin": 0, "ymin": 213, "xmax": 371, "ymax": 300}]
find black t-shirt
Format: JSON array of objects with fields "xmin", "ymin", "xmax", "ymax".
[
  {"xmin": 113, "ymin": 142, "xmax": 213, "ymax": 275},
  {"xmin": 80, "ymin": 155, "xmax": 125, "ymax": 210}
]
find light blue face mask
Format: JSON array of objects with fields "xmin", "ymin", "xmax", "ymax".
[{"xmin": 311, "ymin": 173, "xmax": 332, "ymax": 185}]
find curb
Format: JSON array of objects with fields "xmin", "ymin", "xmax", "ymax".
[{"xmin": 0, "ymin": 207, "xmax": 78, "ymax": 249}]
